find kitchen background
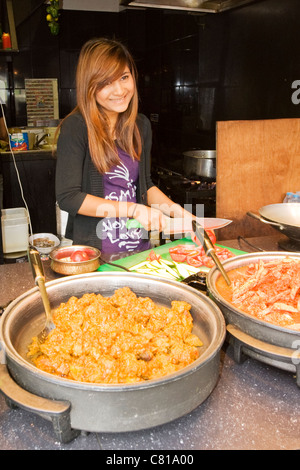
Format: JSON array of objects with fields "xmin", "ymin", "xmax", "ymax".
[
  {"xmin": 0, "ymin": 0, "xmax": 299, "ymax": 230},
  {"xmin": 1, "ymin": 0, "xmax": 299, "ymax": 164}
]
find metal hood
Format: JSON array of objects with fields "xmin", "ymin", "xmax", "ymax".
[{"xmin": 120, "ymin": 0, "xmax": 261, "ymax": 13}]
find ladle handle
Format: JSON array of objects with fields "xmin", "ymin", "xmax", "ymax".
[
  {"xmin": 28, "ymin": 248, "xmax": 52, "ymax": 318},
  {"xmin": 192, "ymin": 220, "xmax": 231, "ymax": 286},
  {"xmin": 28, "ymin": 247, "xmax": 45, "ymax": 283}
]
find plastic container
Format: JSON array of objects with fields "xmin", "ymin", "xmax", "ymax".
[
  {"xmin": 9, "ymin": 132, "xmax": 29, "ymax": 151},
  {"xmin": 291, "ymin": 194, "xmax": 300, "ymax": 203},
  {"xmin": 283, "ymin": 191, "xmax": 300, "ymax": 203},
  {"xmin": 283, "ymin": 192, "xmax": 294, "ymax": 203},
  {"xmin": 1, "ymin": 208, "xmax": 29, "ymax": 253}
]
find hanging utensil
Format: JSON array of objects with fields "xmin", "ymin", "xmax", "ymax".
[
  {"xmin": 192, "ymin": 220, "xmax": 231, "ymax": 286},
  {"xmin": 28, "ymin": 247, "xmax": 55, "ymax": 343}
]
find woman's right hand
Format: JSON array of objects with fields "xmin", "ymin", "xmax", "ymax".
[{"xmin": 132, "ymin": 204, "xmax": 167, "ymax": 232}]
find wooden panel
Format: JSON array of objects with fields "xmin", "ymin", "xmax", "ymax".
[{"xmin": 216, "ymin": 118, "xmax": 300, "ymax": 240}]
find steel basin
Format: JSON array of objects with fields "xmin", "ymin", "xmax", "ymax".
[
  {"xmin": 207, "ymin": 251, "xmax": 300, "ymax": 349},
  {"xmin": 0, "ymin": 272, "xmax": 226, "ymax": 439}
]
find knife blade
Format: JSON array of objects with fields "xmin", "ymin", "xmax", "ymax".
[
  {"xmin": 162, "ymin": 217, "xmax": 232, "ymax": 234},
  {"xmin": 126, "ymin": 216, "xmax": 232, "ymax": 232}
]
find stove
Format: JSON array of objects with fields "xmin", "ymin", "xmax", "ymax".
[{"xmin": 153, "ymin": 166, "xmax": 216, "ymax": 217}]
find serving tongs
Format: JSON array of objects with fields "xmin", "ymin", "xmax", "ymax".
[
  {"xmin": 28, "ymin": 247, "xmax": 55, "ymax": 343},
  {"xmin": 192, "ymin": 220, "xmax": 231, "ymax": 286}
]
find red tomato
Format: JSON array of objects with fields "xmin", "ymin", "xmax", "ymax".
[
  {"xmin": 169, "ymin": 245, "xmax": 201, "ymax": 255},
  {"xmin": 215, "ymin": 247, "xmax": 234, "ymax": 260},
  {"xmin": 169, "ymin": 253, "xmax": 187, "ymax": 263},
  {"xmin": 201, "ymin": 255, "xmax": 215, "ymax": 268},
  {"xmin": 146, "ymin": 250, "xmax": 161, "ymax": 261},
  {"xmin": 71, "ymin": 250, "xmax": 90, "ymax": 262},
  {"xmin": 206, "ymin": 229, "xmax": 216, "ymax": 245},
  {"xmin": 192, "ymin": 229, "xmax": 216, "ymax": 248},
  {"xmin": 186, "ymin": 255, "xmax": 202, "ymax": 267}
]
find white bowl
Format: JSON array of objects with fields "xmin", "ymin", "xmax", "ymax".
[{"xmin": 29, "ymin": 233, "xmax": 60, "ymax": 254}]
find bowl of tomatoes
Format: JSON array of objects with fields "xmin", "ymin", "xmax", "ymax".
[{"xmin": 50, "ymin": 245, "xmax": 101, "ymax": 275}]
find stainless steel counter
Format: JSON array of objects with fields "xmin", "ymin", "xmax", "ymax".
[{"xmin": 0, "ymin": 235, "xmax": 299, "ymax": 450}]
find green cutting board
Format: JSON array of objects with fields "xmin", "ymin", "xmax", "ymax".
[{"xmin": 97, "ymin": 238, "xmax": 246, "ymax": 273}]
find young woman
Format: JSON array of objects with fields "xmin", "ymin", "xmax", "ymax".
[{"xmin": 55, "ymin": 38, "xmax": 194, "ymax": 256}]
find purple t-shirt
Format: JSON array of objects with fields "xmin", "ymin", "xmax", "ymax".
[{"xmin": 99, "ymin": 147, "xmax": 150, "ymax": 255}]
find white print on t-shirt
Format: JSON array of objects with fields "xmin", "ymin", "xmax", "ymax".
[
  {"xmin": 105, "ymin": 162, "xmax": 136, "ymax": 201},
  {"xmin": 98, "ymin": 161, "xmax": 144, "ymax": 251},
  {"xmin": 97, "ymin": 211, "xmax": 144, "ymax": 251}
]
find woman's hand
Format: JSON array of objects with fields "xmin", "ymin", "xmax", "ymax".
[{"xmin": 132, "ymin": 204, "xmax": 167, "ymax": 232}]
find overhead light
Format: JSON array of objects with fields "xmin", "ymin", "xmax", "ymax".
[
  {"xmin": 120, "ymin": 0, "xmax": 261, "ymax": 13},
  {"xmin": 61, "ymin": 0, "xmax": 125, "ymax": 12}
]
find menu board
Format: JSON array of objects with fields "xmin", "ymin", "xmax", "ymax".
[{"xmin": 25, "ymin": 78, "xmax": 59, "ymax": 126}]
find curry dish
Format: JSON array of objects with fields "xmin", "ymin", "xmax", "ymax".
[
  {"xmin": 216, "ymin": 257, "xmax": 300, "ymax": 330},
  {"xmin": 27, "ymin": 287, "xmax": 203, "ymax": 383}
]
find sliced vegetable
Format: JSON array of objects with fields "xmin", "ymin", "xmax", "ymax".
[
  {"xmin": 169, "ymin": 253, "xmax": 187, "ymax": 263},
  {"xmin": 128, "ymin": 243, "xmax": 234, "ymax": 281},
  {"xmin": 146, "ymin": 250, "xmax": 162, "ymax": 262},
  {"xmin": 186, "ymin": 255, "xmax": 203, "ymax": 267},
  {"xmin": 169, "ymin": 243, "xmax": 235, "ymax": 270},
  {"xmin": 191, "ymin": 229, "xmax": 216, "ymax": 246},
  {"xmin": 129, "ymin": 254, "xmax": 206, "ymax": 281}
]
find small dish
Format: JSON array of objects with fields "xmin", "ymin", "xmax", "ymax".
[
  {"xmin": 29, "ymin": 233, "xmax": 60, "ymax": 255},
  {"xmin": 50, "ymin": 245, "xmax": 101, "ymax": 275}
]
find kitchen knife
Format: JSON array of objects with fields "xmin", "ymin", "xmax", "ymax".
[
  {"xmin": 163, "ymin": 217, "xmax": 232, "ymax": 234},
  {"xmin": 126, "ymin": 216, "xmax": 232, "ymax": 232},
  {"xmin": 192, "ymin": 220, "xmax": 231, "ymax": 286}
]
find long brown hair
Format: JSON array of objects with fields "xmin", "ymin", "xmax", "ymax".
[{"xmin": 65, "ymin": 38, "xmax": 141, "ymax": 173}]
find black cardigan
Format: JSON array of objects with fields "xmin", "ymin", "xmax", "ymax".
[{"xmin": 55, "ymin": 112, "xmax": 154, "ymax": 249}]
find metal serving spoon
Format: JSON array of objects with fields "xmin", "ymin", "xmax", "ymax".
[
  {"xmin": 28, "ymin": 247, "xmax": 55, "ymax": 343},
  {"xmin": 192, "ymin": 220, "xmax": 231, "ymax": 286}
]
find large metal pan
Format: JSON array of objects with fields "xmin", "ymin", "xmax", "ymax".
[
  {"xmin": 0, "ymin": 272, "xmax": 225, "ymax": 442},
  {"xmin": 247, "ymin": 203, "xmax": 300, "ymax": 242},
  {"xmin": 206, "ymin": 252, "xmax": 300, "ymax": 384}
]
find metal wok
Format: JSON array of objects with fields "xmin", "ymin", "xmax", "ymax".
[
  {"xmin": 206, "ymin": 252, "xmax": 300, "ymax": 385},
  {"xmin": 0, "ymin": 272, "xmax": 225, "ymax": 442},
  {"xmin": 247, "ymin": 203, "xmax": 300, "ymax": 242}
]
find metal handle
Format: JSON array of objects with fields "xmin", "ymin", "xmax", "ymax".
[
  {"xmin": 28, "ymin": 247, "xmax": 45, "ymax": 283},
  {"xmin": 227, "ymin": 324, "xmax": 300, "ymax": 387},
  {"xmin": 27, "ymin": 248, "xmax": 52, "ymax": 322},
  {"xmin": 0, "ymin": 364, "xmax": 80, "ymax": 443},
  {"xmin": 247, "ymin": 211, "xmax": 283, "ymax": 228},
  {"xmin": 192, "ymin": 220, "xmax": 231, "ymax": 286}
]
